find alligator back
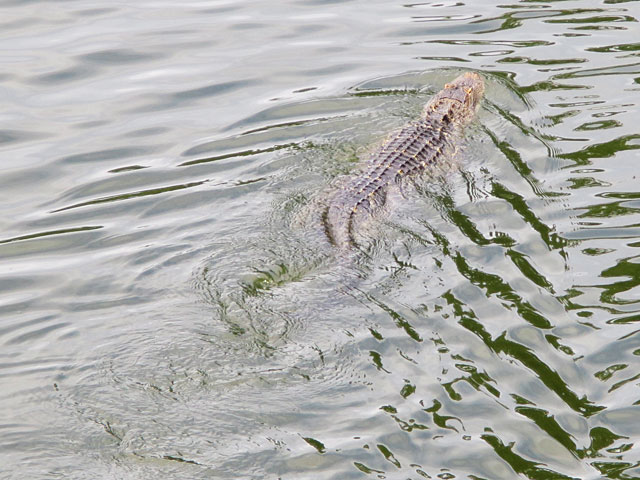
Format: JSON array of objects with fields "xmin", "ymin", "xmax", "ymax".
[{"xmin": 324, "ymin": 72, "xmax": 485, "ymax": 249}]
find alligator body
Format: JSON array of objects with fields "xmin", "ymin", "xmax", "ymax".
[{"xmin": 323, "ymin": 72, "xmax": 485, "ymax": 249}]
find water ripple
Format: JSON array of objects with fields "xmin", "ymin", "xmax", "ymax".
[{"xmin": 2, "ymin": 0, "xmax": 640, "ymax": 479}]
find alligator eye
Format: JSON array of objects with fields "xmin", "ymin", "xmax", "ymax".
[
  {"xmin": 466, "ymin": 88, "xmax": 472, "ymax": 94},
  {"xmin": 445, "ymin": 83, "xmax": 452, "ymax": 89}
]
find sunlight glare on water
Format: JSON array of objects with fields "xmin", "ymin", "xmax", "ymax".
[{"xmin": 1, "ymin": 0, "xmax": 640, "ymax": 479}]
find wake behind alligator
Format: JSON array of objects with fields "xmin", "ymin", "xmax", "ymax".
[{"xmin": 322, "ymin": 72, "xmax": 485, "ymax": 249}]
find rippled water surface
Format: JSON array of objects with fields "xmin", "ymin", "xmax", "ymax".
[{"xmin": 2, "ymin": 0, "xmax": 640, "ymax": 478}]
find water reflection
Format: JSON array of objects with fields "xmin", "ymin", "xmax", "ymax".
[
  {"xmin": 187, "ymin": 61, "xmax": 638, "ymax": 478},
  {"xmin": 1, "ymin": 0, "xmax": 640, "ymax": 479}
]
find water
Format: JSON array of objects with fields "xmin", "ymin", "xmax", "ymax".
[{"xmin": 1, "ymin": 0, "xmax": 640, "ymax": 478}]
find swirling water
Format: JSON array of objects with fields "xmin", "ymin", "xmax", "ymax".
[{"xmin": 1, "ymin": 0, "xmax": 640, "ymax": 478}]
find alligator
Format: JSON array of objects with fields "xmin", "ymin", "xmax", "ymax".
[{"xmin": 323, "ymin": 71, "xmax": 485, "ymax": 249}]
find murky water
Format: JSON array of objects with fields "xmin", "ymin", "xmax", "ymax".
[{"xmin": 2, "ymin": 0, "xmax": 640, "ymax": 478}]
